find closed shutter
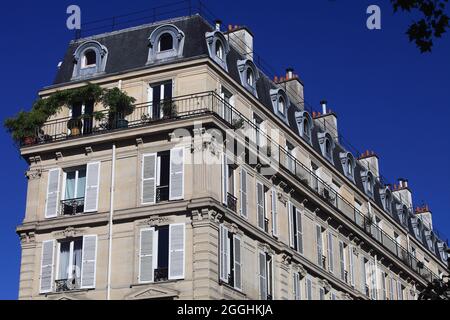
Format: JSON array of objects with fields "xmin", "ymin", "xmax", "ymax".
[
  {"xmin": 349, "ymin": 246, "xmax": 355, "ymax": 286},
  {"xmin": 219, "ymin": 225, "xmax": 229, "ymax": 282},
  {"xmin": 256, "ymin": 182, "xmax": 265, "ymax": 230},
  {"xmin": 390, "ymin": 278, "xmax": 396, "ymax": 300},
  {"xmin": 258, "ymin": 251, "xmax": 267, "ymax": 300},
  {"xmin": 293, "ymin": 272, "xmax": 301, "ymax": 300},
  {"xmin": 222, "ymin": 154, "xmax": 229, "ymax": 205},
  {"xmin": 296, "ymin": 208, "xmax": 303, "ymax": 254},
  {"xmin": 288, "ymin": 202, "xmax": 295, "ymax": 248},
  {"xmin": 271, "ymin": 189, "xmax": 278, "ymax": 236},
  {"xmin": 139, "ymin": 228, "xmax": 155, "ymax": 283},
  {"xmin": 40, "ymin": 240, "xmax": 55, "ymax": 293},
  {"xmin": 361, "ymin": 258, "xmax": 367, "ymax": 293},
  {"xmin": 45, "ymin": 169, "xmax": 61, "ymax": 218},
  {"xmin": 168, "ymin": 223, "xmax": 185, "ymax": 280},
  {"xmin": 339, "ymin": 241, "xmax": 345, "ymax": 281},
  {"xmin": 239, "ymin": 169, "xmax": 248, "ymax": 218},
  {"xmin": 233, "ymin": 235, "xmax": 242, "ymax": 290},
  {"xmin": 81, "ymin": 235, "xmax": 97, "ymax": 289},
  {"xmin": 260, "ymin": 121, "xmax": 267, "ymax": 148},
  {"xmin": 142, "ymin": 153, "xmax": 157, "ymax": 204},
  {"xmin": 306, "ymin": 277, "xmax": 312, "ymax": 300},
  {"xmin": 84, "ymin": 162, "xmax": 101, "ymax": 212},
  {"xmin": 327, "ymin": 232, "xmax": 334, "ymax": 272},
  {"xmin": 381, "ymin": 271, "xmax": 387, "ymax": 300},
  {"xmin": 316, "ymin": 225, "xmax": 323, "ymax": 266},
  {"xmin": 169, "ymin": 148, "xmax": 184, "ymax": 200}
]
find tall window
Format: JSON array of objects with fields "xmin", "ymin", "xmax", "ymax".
[
  {"xmin": 316, "ymin": 225, "xmax": 325, "ymax": 268},
  {"xmin": 285, "ymin": 142, "xmax": 295, "ymax": 172},
  {"xmin": 148, "ymin": 80, "xmax": 173, "ymax": 120},
  {"xmin": 246, "ymin": 68, "xmax": 254, "ymax": 87},
  {"xmin": 81, "ymin": 50, "xmax": 96, "ymax": 68},
  {"xmin": 306, "ymin": 277, "xmax": 313, "ymax": 300},
  {"xmin": 293, "ymin": 272, "xmax": 302, "ymax": 300},
  {"xmin": 219, "ymin": 225, "xmax": 242, "ymax": 290},
  {"xmin": 57, "ymin": 238, "xmax": 83, "ymax": 285},
  {"xmin": 256, "ymin": 182, "xmax": 268, "ymax": 232},
  {"xmin": 62, "ymin": 166, "xmax": 87, "ymax": 215},
  {"xmin": 258, "ymin": 251, "xmax": 273, "ymax": 300},
  {"xmin": 289, "ymin": 202, "xmax": 303, "ymax": 254},
  {"xmin": 303, "ymin": 118, "xmax": 309, "ymax": 138},
  {"xmin": 278, "ymin": 96, "xmax": 285, "ymax": 115},
  {"xmin": 216, "ymin": 40, "xmax": 224, "ymax": 60},
  {"xmin": 325, "ymin": 139, "xmax": 332, "ymax": 159},
  {"xmin": 158, "ymin": 33, "xmax": 173, "ymax": 51}
]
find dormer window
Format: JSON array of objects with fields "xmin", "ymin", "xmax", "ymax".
[
  {"xmin": 82, "ymin": 50, "xmax": 96, "ymax": 68},
  {"xmin": 216, "ymin": 40, "xmax": 224, "ymax": 60},
  {"xmin": 270, "ymin": 88, "xmax": 290, "ymax": 122},
  {"xmin": 360, "ymin": 170, "xmax": 375, "ymax": 198},
  {"xmin": 237, "ymin": 59, "xmax": 259, "ymax": 97},
  {"xmin": 325, "ymin": 140, "xmax": 332, "ymax": 159},
  {"xmin": 425, "ymin": 230, "xmax": 435, "ymax": 251},
  {"xmin": 147, "ymin": 24, "xmax": 185, "ymax": 64},
  {"xmin": 295, "ymin": 111, "xmax": 313, "ymax": 144},
  {"xmin": 72, "ymin": 41, "xmax": 108, "ymax": 80},
  {"xmin": 415, "ymin": 219, "xmax": 422, "ymax": 239},
  {"xmin": 205, "ymin": 30, "xmax": 229, "ymax": 71},
  {"xmin": 380, "ymin": 187, "xmax": 393, "ymax": 213},
  {"xmin": 340, "ymin": 152, "xmax": 355, "ymax": 182},
  {"xmin": 278, "ymin": 96, "xmax": 285, "ymax": 115},
  {"xmin": 318, "ymin": 132, "xmax": 335, "ymax": 164},
  {"xmin": 395, "ymin": 204, "xmax": 408, "ymax": 225}
]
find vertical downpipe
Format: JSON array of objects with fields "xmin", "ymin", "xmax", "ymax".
[{"xmin": 107, "ymin": 143, "xmax": 116, "ymax": 300}]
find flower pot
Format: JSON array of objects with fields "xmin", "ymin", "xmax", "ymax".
[
  {"xmin": 116, "ymin": 119, "xmax": 129, "ymax": 128},
  {"xmin": 23, "ymin": 136, "xmax": 35, "ymax": 145},
  {"xmin": 70, "ymin": 127, "xmax": 81, "ymax": 136}
]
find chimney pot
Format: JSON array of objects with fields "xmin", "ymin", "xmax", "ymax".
[
  {"xmin": 215, "ymin": 19, "xmax": 222, "ymax": 31},
  {"xmin": 286, "ymin": 68, "xmax": 294, "ymax": 79},
  {"xmin": 320, "ymin": 100, "xmax": 327, "ymax": 114},
  {"xmin": 228, "ymin": 24, "xmax": 233, "ymax": 31}
]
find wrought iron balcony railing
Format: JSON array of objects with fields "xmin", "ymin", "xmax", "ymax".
[
  {"xmin": 156, "ymin": 185, "xmax": 169, "ymax": 203},
  {"xmin": 154, "ymin": 267, "xmax": 168, "ymax": 282},
  {"xmin": 226, "ymin": 192, "xmax": 237, "ymax": 213},
  {"xmin": 55, "ymin": 278, "xmax": 81, "ymax": 292},
  {"xmin": 60, "ymin": 197, "xmax": 85, "ymax": 216}
]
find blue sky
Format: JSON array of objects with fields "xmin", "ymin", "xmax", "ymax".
[{"xmin": 0, "ymin": 0, "xmax": 449, "ymax": 299}]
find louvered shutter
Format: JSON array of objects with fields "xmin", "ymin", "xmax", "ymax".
[
  {"xmin": 142, "ymin": 153, "xmax": 157, "ymax": 204},
  {"xmin": 316, "ymin": 225, "xmax": 323, "ymax": 266},
  {"xmin": 361, "ymin": 258, "xmax": 367, "ymax": 293},
  {"xmin": 306, "ymin": 278, "xmax": 312, "ymax": 300},
  {"xmin": 40, "ymin": 240, "xmax": 55, "ymax": 293},
  {"xmin": 260, "ymin": 121, "xmax": 267, "ymax": 148},
  {"xmin": 296, "ymin": 208, "xmax": 303, "ymax": 254},
  {"xmin": 169, "ymin": 148, "xmax": 184, "ymax": 200},
  {"xmin": 219, "ymin": 225, "xmax": 229, "ymax": 282},
  {"xmin": 84, "ymin": 162, "xmax": 101, "ymax": 212},
  {"xmin": 240, "ymin": 169, "xmax": 248, "ymax": 218},
  {"xmin": 293, "ymin": 272, "xmax": 301, "ymax": 300},
  {"xmin": 81, "ymin": 235, "xmax": 97, "ymax": 289},
  {"xmin": 258, "ymin": 251, "xmax": 267, "ymax": 300},
  {"xmin": 327, "ymin": 232, "xmax": 334, "ymax": 272},
  {"xmin": 271, "ymin": 189, "xmax": 278, "ymax": 236},
  {"xmin": 349, "ymin": 246, "xmax": 355, "ymax": 286},
  {"xmin": 139, "ymin": 228, "xmax": 155, "ymax": 283},
  {"xmin": 288, "ymin": 202, "xmax": 295, "ymax": 248},
  {"xmin": 222, "ymin": 154, "xmax": 229, "ymax": 205},
  {"xmin": 339, "ymin": 241, "xmax": 345, "ymax": 281},
  {"xmin": 233, "ymin": 235, "xmax": 242, "ymax": 290},
  {"xmin": 256, "ymin": 182, "xmax": 265, "ymax": 230},
  {"xmin": 168, "ymin": 223, "xmax": 185, "ymax": 280},
  {"xmin": 45, "ymin": 169, "xmax": 61, "ymax": 218}
]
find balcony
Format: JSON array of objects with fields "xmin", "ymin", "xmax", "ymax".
[
  {"xmin": 226, "ymin": 193, "xmax": 237, "ymax": 213},
  {"xmin": 156, "ymin": 185, "xmax": 169, "ymax": 203},
  {"xmin": 154, "ymin": 267, "xmax": 168, "ymax": 282},
  {"xmin": 60, "ymin": 198, "xmax": 85, "ymax": 216},
  {"xmin": 55, "ymin": 278, "xmax": 81, "ymax": 292}
]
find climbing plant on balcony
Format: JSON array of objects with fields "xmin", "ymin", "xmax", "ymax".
[{"xmin": 101, "ymin": 87, "xmax": 136, "ymax": 128}]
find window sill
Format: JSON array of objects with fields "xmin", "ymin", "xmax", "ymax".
[{"xmin": 219, "ymin": 281, "xmax": 245, "ymax": 297}]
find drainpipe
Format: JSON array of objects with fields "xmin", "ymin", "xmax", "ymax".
[{"xmin": 106, "ymin": 143, "xmax": 116, "ymax": 300}]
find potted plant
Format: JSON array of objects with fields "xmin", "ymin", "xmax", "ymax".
[
  {"xmin": 4, "ymin": 109, "xmax": 47, "ymax": 146},
  {"xmin": 67, "ymin": 118, "xmax": 83, "ymax": 136},
  {"xmin": 101, "ymin": 88, "xmax": 136, "ymax": 129},
  {"xmin": 162, "ymin": 100, "xmax": 177, "ymax": 119}
]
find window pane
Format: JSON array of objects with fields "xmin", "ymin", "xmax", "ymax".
[
  {"xmin": 65, "ymin": 171, "xmax": 76, "ymax": 199},
  {"xmin": 159, "ymin": 33, "xmax": 173, "ymax": 51},
  {"xmin": 76, "ymin": 169, "xmax": 86, "ymax": 198},
  {"xmin": 73, "ymin": 239, "xmax": 83, "ymax": 278},
  {"xmin": 58, "ymin": 242, "xmax": 71, "ymax": 280}
]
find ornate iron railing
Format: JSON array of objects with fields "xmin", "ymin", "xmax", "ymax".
[
  {"xmin": 55, "ymin": 278, "xmax": 81, "ymax": 292},
  {"xmin": 154, "ymin": 267, "xmax": 168, "ymax": 282},
  {"xmin": 60, "ymin": 197, "xmax": 85, "ymax": 216}
]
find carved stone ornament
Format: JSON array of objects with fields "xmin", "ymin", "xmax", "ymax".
[
  {"xmin": 139, "ymin": 216, "xmax": 170, "ymax": 227},
  {"xmin": 54, "ymin": 227, "xmax": 85, "ymax": 239},
  {"xmin": 19, "ymin": 232, "xmax": 36, "ymax": 244},
  {"xmin": 25, "ymin": 169, "xmax": 42, "ymax": 180}
]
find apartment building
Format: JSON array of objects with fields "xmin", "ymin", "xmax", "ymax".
[{"xmin": 16, "ymin": 14, "xmax": 448, "ymax": 300}]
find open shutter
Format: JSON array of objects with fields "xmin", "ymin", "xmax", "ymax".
[
  {"xmin": 316, "ymin": 225, "xmax": 323, "ymax": 266},
  {"xmin": 169, "ymin": 148, "xmax": 184, "ymax": 200},
  {"xmin": 239, "ymin": 168, "xmax": 248, "ymax": 218},
  {"xmin": 222, "ymin": 154, "xmax": 229, "ymax": 205},
  {"xmin": 219, "ymin": 225, "xmax": 229, "ymax": 282},
  {"xmin": 306, "ymin": 277, "xmax": 312, "ymax": 300},
  {"xmin": 139, "ymin": 228, "xmax": 155, "ymax": 283},
  {"xmin": 142, "ymin": 153, "xmax": 157, "ymax": 204},
  {"xmin": 288, "ymin": 202, "xmax": 295, "ymax": 248},
  {"xmin": 361, "ymin": 258, "xmax": 367, "ymax": 294},
  {"xmin": 233, "ymin": 235, "xmax": 242, "ymax": 290},
  {"xmin": 296, "ymin": 208, "xmax": 303, "ymax": 254},
  {"xmin": 339, "ymin": 241, "xmax": 345, "ymax": 281},
  {"xmin": 327, "ymin": 232, "xmax": 334, "ymax": 272},
  {"xmin": 40, "ymin": 240, "xmax": 55, "ymax": 293},
  {"xmin": 293, "ymin": 272, "xmax": 301, "ymax": 300},
  {"xmin": 258, "ymin": 251, "xmax": 267, "ymax": 300},
  {"xmin": 169, "ymin": 223, "xmax": 185, "ymax": 280},
  {"xmin": 45, "ymin": 169, "xmax": 61, "ymax": 218},
  {"xmin": 81, "ymin": 235, "xmax": 97, "ymax": 289},
  {"xmin": 256, "ymin": 182, "xmax": 265, "ymax": 230},
  {"xmin": 271, "ymin": 189, "xmax": 278, "ymax": 236},
  {"xmin": 349, "ymin": 246, "xmax": 355, "ymax": 286},
  {"xmin": 84, "ymin": 162, "xmax": 101, "ymax": 212},
  {"xmin": 260, "ymin": 121, "xmax": 268, "ymax": 148}
]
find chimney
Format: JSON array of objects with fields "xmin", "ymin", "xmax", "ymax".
[
  {"xmin": 314, "ymin": 100, "xmax": 338, "ymax": 142},
  {"xmin": 415, "ymin": 205, "xmax": 433, "ymax": 230},
  {"xmin": 393, "ymin": 178, "xmax": 413, "ymax": 208},
  {"xmin": 275, "ymin": 68, "xmax": 305, "ymax": 108},
  {"xmin": 227, "ymin": 25, "xmax": 254, "ymax": 60},
  {"xmin": 358, "ymin": 150, "xmax": 379, "ymax": 178},
  {"xmin": 215, "ymin": 19, "xmax": 222, "ymax": 31}
]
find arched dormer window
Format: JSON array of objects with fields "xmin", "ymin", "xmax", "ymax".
[
  {"xmin": 72, "ymin": 41, "xmax": 108, "ymax": 80},
  {"xmin": 340, "ymin": 152, "xmax": 355, "ymax": 182},
  {"xmin": 379, "ymin": 187, "xmax": 393, "ymax": 213},
  {"xmin": 205, "ymin": 30, "xmax": 230, "ymax": 71},
  {"xmin": 395, "ymin": 204, "xmax": 408, "ymax": 226},
  {"xmin": 237, "ymin": 59, "xmax": 259, "ymax": 97},
  {"xmin": 437, "ymin": 242, "xmax": 448, "ymax": 263},
  {"xmin": 413, "ymin": 217, "xmax": 422, "ymax": 239},
  {"xmin": 295, "ymin": 111, "xmax": 313, "ymax": 144},
  {"xmin": 318, "ymin": 132, "xmax": 335, "ymax": 164},
  {"xmin": 270, "ymin": 88, "xmax": 290, "ymax": 122},
  {"xmin": 425, "ymin": 230, "xmax": 435, "ymax": 251},
  {"xmin": 147, "ymin": 24, "xmax": 185, "ymax": 64},
  {"xmin": 360, "ymin": 170, "xmax": 375, "ymax": 198}
]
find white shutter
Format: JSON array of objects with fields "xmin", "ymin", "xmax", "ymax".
[
  {"xmin": 316, "ymin": 225, "xmax": 323, "ymax": 266},
  {"xmin": 349, "ymin": 246, "xmax": 355, "ymax": 286},
  {"xmin": 40, "ymin": 240, "xmax": 55, "ymax": 293},
  {"xmin": 168, "ymin": 223, "xmax": 185, "ymax": 280},
  {"xmin": 84, "ymin": 162, "xmax": 101, "ymax": 212},
  {"xmin": 139, "ymin": 228, "xmax": 155, "ymax": 283},
  {"xmin": 219, "ymin": 224, "xmax": 229, "ymax": 282},
  {"xmin": 288, "ymin": 202, "xmax": 295, "ymax": 248},
  {"xmin": 339, "ymin": 241, "xmax": 345, "ymax": 281},
  {"xmin": 296, "ymin": 208, "xmax": 303, "ymax": 254},
  {"xmin": 306, "ymin": 277, "xmax": 312, "ymax": 300},
  {"xmin": 81, "ymin": 235, "xmax": 97, "ymax": 289},
  {"xmin": 45, "ymin": 169, "xmax": 61, "ymax": 218},
  {"xmin": 293, "ymin": 272, "xmax": 301, "ymax": 300},
  {"xmin": 271, "ymin": 189, "xmax": 278, "ymax": 236},
  {"xmin": 256, "ymin": 182, "xmax": 265, "ymax": 230},
  {"xmin": 169, "ymin": 148, "xmax": 184, "ymax": 200},
  {"xmin": 260, "ymin": 121, "xmax": 267, "ymax": 148},
  {"xmin": 361, "ymin": 258, "xmax": 367, "ymax": 293},
  {"xmin": 222, "ymin": 154, "xmax": 229, "ymax": 205},
  {"xmin": 142, "ymin": 153, "xmax": 157, "ymax": 204},
  {"xmin": 233, "ymin": 235, "xmax": 242, "ymax": 290},
  {"xmin": 258, "ymin": 251, "xmax": 267, "ymax": 300},
  {"xmin": 327, "ymin": 232, "xmax": 334, "ymax": 272},
  {"xmin": 239, "ymin": 168, "xmax": 248, "ymax": 218}
]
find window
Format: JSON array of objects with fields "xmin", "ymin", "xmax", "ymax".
[
  {"xmin": 369, "ymin": 260, "xmax": 377, "ymax": 300},
  {"xmin": 239, "ymin": 168, "xmax": 248, "ymax": 218},
  {"xmin": 349, "ymin": 246, "xmax": 355, "ymax": 286},
  {"xmin": 221, "ymin": 86, "xmax": 233, "ymax": 124},
  {"xmin": 339, "ymin": 241, "xmax": 347, "ymax": 282},
  {"xmin": 285, "ymin": 142, "xmax": 295, "ymax": 172},
  {"xmin": 82, "ymin": 50, "xmax": 96, "ymax": 68},
  {"xmin": 258, "ymin": 251, "xmax": 273, "ymax": 300},
  {"xmin": 70, "ymin": 100, "xmax": 94, "ymax": 135},
  {"xmin": 380, "ymin": 187, "xmax": 392, "ymax": 213},
  {"xmin": 361, "ymin": 257, "xmax": 368, "ymax": 296},
  {"xmin": 270, "ymin": 88, "xmax": 290, "ymax": 122},
  {"xmin": 306, "ymin": 277, "xmax": 313, "ymax": 300},
  {"xmin": 316, "ymin": 225, "xmax": 325, "ymax": 268},
  {"xmin": 340, "ymin": 152, "xmax": 355, "ymax": 181},
  {"xmin": 293, "ymin": 272, "xmax": 302, "ymax": 300},
  {"xmin": 303, "ymin": 119, "xmax": 309, "ymax": 137},
  {"xmin": 327, "ymin": 232, "xmax": 334, "ymax": 273},
  {"xmin": 216, "ymin": 40, "xmax": 224, "ymax": 60},
  {"xmin": 271, "ymin": 188, "xmax": 278, "ymax": 237},
  {"xmin": 361, "ymin": 170, "xmax": 375, "ymax": 198},
  {"xmin": 56, "ymin": 238, "xmax": 82, "ymax": 291},
  {"xmin": 295, "ymin": 111, "xmax": 313, "ymax": 144},
  {"xmin": 278, "ymin": 96, "xmax": 285, "ymax": 114},
  {"xmin": 72, "ymin": 41, "xmax": 108, "ymax": 80},
  {"xmin": 288, "ymin": 202, "xmax": 303, "ymax": 254},
  {"xmin": 381, "ymin": 272, "xmax": 387, "ymax": 300},
  {"xmin": 237, "ymin": 59, "xmax": 258, "ymax": 96},
  {"xmin": 389, "ymin": 277, "xmax": 396, "ymax": 300},
  {"xmin": 397, "ymin": 282, "xmax": 404, "ymax": 300},
  {"xmin": 158, "ymin": 33, "xmax": 173, "ymax": 52},
  {"xmin": 222, "ymin": 154, "xmax": 236, "ymax": 212},
  {"xmin": 205, "ymin": 30, "xmax": 229, "ymax": 70},
  {"xmin": 61, "ymin": 166, "xmax": 86, "ymax": 215},
  {"xmin": 147, "ymin": 80, "xmax": 173, "ymax": 120},
  {"xmin": 319, "ymin": 287, "xmax": 326, "ymax": 300},
  {"xmin": 219, "ymin": 225, "xmax": 242, "ymax": 290},
  {"xmin": 318, "ymin": 132, "xmax": 335, "ymax": 163},
  {"xmin": 138, "ymin": 224, "xmax": 185, "ymax": 283},
  {"xmin": 256, "ymin": 181, "xmax": 268, "ymax": 232}
]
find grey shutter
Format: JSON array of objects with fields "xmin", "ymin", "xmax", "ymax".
[
  {"xmin": 294, "ymin": 272, "xmax": 301, "ymax": 300},
  {"xmin": 256, "ymin": 182, "xmax": 265, "ymax": 230},
  {"xmin": 45, "ymin": 169, "xmax": 61, "ymax": 218},
  {"xmin": 84, "ymin": 162, "xmax": 101, "ymax": 212},
  {"xmin": 81, "ymin": 235, "xmax": 97, "ymax": 289},
  {"xmin": 258, "ymin": 251, "xmax": 267, "ymax": 300},
  {"xmin": 271, "ymin": 189, "xmax": 278, "ymax": 236},
  {"xmin": 306, "ymin": 278, "xmax": 312, "ymax": 300},
  {"xmin": 327, "ymin": 232, "xmax": 334, "ymax": 272},
  {"xmin": 316, "ymin": 225, "xmax": 323, "ymax": 266},
  {"xmin": 142, "ymin": 153, "xmax": 157, "ymax": 204},
  {"xmin": 40, "ymin": 240, "xmax": 55, "ymax": 293},
  {"xmin": 239, "ymin": 168, "xmax": 248, "ymax": 218},
  {"xmin": 169, "ymin": 148, "xmax": 184, "ymax": 200},
  {"xmin": 288, "ymin": 202, "xmax": 295, "ymax": 248},
  {"xmin": 361, "ymin": 258, "xmax": 367, "ymax": 293},
  {"xmin": 339, "ymin": 241, "xmax": 345, "ymax": 281},
  {"xmin": 349, "ymin": 246, "xmax": 355, "ymax": 286},
  {"xmin": 169, "ymin": 223, "xmax": 185, "ymax": 280},
  {"xmin": 219, "ymin": 224, "xmax": 229, "ymax": 282},
  {"xmin": 139, "ymin": 228, "xmax": 155, "ymax": 283},
  {"xmin": 222, "ymin": 154, "xmax": 229, "ymax": 204},
  {"xmin": 233, "ymin": 235, "xmax": 242, "ymax": 290},
  {"xmin": 296, "ymin": 208, "xmax": 303, "ymax": 254}
]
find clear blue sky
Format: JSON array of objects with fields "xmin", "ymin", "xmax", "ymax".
[{"xmin": 0, "ymin": 0, "xmax": 449, "ymax": 299}]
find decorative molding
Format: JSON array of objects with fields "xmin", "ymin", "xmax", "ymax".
[
  {"xmin": 19, "ymin": 232, "xmax": 36, "ymax": 244},
  {"xmin": 139, "ymin": 216, "xmax": 171, "ymax": 227},
  {"xmin": 54, "ymin": 227, "xmax": 86, "ymax": 239},
  {"xmin": 25, "ymin": 169, "xmax": 42, "ymax": 180}
]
